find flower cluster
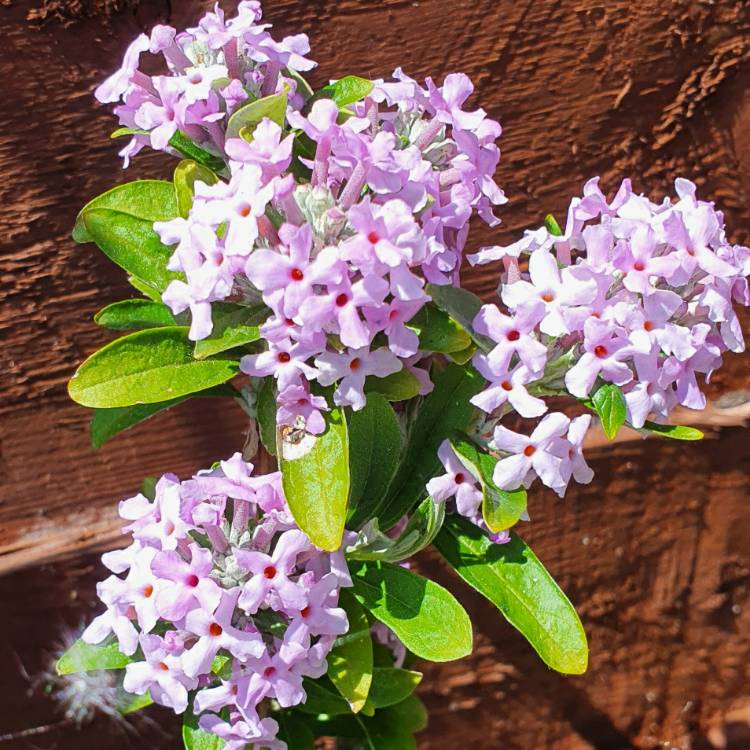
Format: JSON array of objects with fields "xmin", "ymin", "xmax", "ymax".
[
  {"xmin": 96, "ymin": 1, "xmax": 314, "ymax": 166},
  {"xmin": 431, "ymin": 177, "xmax": 748, "ymax": 505},
  {"xmin": 82, "ymin": 453, "xmax": 352, "ymax": 749},
  {"xmin": 141, "ymin": 38, "xmax": 504, "ymax": 436}
]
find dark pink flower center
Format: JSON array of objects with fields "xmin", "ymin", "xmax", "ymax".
[
  {"xmin": 209, "ymin": 623, "xmax": 223, "ymax": 637},
  {"xmin": 633, "ymin": 260, "xmax": 645, "ymax": 272},
  {"xmin": 186, "ymin": 574, "xmax": 199, "ymax": 588},
  {"xmin": 335, "ymin": 293, "xmax": 349, "ymax": 307},
  {"xmin": 594, "ymin": 344, "xmax": 608, "ymax": 358},
  {"xmin": 349, "ymin": 357, "xmax": 361, "ymax": 371},
  {"xmin": 290, "ymin": 267, "xmax": 304, "ymax": 281},
  {"xmin": 367, "ymin": 231, "xmax": 379, "ymax": 244},
  {"xmin": 454, "ymin": 473, "xmax": 465, "ymax": 484},
  {"xmin": 277, "ymin": 352, "xmax": 291, "ymax": 363},
  {"xmin": 523, "ymin": 445, "xmax": 536, "ymax": 457},
  {"xmin": 263, "ymin": 565, "xmax": 277, "ymax": 579},
  {"xmin": 506, "ymin": 330, "xmax": 520, "ymax": 342}
]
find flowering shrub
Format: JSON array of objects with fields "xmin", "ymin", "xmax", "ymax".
[{"xmin": 57, "ymin": 2, "xmax": 750, "ymax": 748}]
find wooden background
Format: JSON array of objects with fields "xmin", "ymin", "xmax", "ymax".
[{"xmin": 1, "ymin": 0, "xmax": 749, "ymax": 747}]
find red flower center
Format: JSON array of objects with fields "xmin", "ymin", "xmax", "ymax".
[
  {"xmin": 367, "ymin": 231, "xmax": 379, "ymax": 244},
  {"xmin": 209, "ymin": 623, "xmax": 223, "ymax": 637},
  {"xmin": 643, "ymin": 321, "xmax": 654, "ymax": 332},
  {"xmin": 142, "ymin": 584, "xmax": 154, "ymax": 598},
  {"xmin": 506, "ymin": 330, "xmax": 521, "ymax": 342},
  {"xmin": 186, "ymin": 574, "xmax": 199, "ymax": 588},
  {"xmin": 158, "ymin": 661, "xmax": 170, "ymax": 671},
  {"xmin": 633, "ymin": 260, "xmax": 645, "ymax": 272},
  {"xmin": 594, "ymin": 344, "xmax": 608, "ymax": 358},
  {"xmin": 264, "ymin": 667, "xmax": 277, "ymax": 678},
  {"xmin": 238, "ymin": 203, "xmax": 252, "ymax": 218},
  {"xmin": 523, "ymin": 445, "xmax": 536, "ymax": 457},
  {"xmin": 541, "ymin": 292, "xmax": 555, "ymax": 303},
  {"xmin": 388, "ymin": 309, "xmax": 399, "ymax": 321},
  {"xmin": 263, "ymin": 565, "xmax": 277, "ymax": 579},
  {"xmin": 501, "ymin": 380, "xmax": 513, "ymax": 391},
  {"xmin": 335, "ymin": 293, "xmax": 349, "ymax": 307},
  {"xmin": 349, "ymin": 357, "xmax": 361, "ymax": 371},
  {"xmin": 277, "ymin": 351, "xmax": 291, "ymax": 363},
  {"xmin": 300, "ymin": 606, "xmax": 311, "ymax": 618},
  {"xmin": 290, "ymin": 267, "xmax": 304, "ymax": 281},
  {"xmin": 454, "ymin": 473, "xmax": 465, "ymax": 484}
]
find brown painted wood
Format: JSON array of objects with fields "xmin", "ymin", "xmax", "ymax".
[{"xmin": 1, "ymin": 1, "xmax": 749, "ymax": 748}]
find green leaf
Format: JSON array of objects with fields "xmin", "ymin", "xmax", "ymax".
[
  {"xmin": 367, "ymin": 668, "xmax": 422, "ymax": 709},
  {"xmin": 127, "ymin": 274, "xmax": 162, "ymax": 301},
  {"xmin": 347, "ymin": 497, "xmax": 444, "ymax": 563},
  {"xmin": 328, "ymin": 590, "xmax": 373, "ymax": 713},
  {"xmin": 590, "ymin": 382, "xmax": 627, "ymax": 440},
  {"xmin": 378, "ymin": 364, "xmax": 483, "ymax": 529},
  {"xmin": 68, "ymin": 327, "xmax": 239, "ymax": 408},
  {"xmin": 119, "ymin": 691, "xmax": 154, "ymax": 714},
  {"xmin": 641, "ymin": 421, "xmax": 704, "ymax": 440},
  {"xmin": 90, "ymin": 385, "xmax": 234, "ymax": 448},
  {"xmin": 174, "ymin": 159, "xmax": 218, "ymax": 218},
  {"xmin": 256, "ymin": 377, "xmax": 278, "ymax": 456},
  {"xmin": 350, "ymin": 559, "xmax": 473, "ymax": 663},
  {"xmin": 434, "ymin": 515, "xmax": 588, "ymax": 675},
  {"xmin": 94, "ymin": 299, "xmax": 178, "ymax": 330},
  {"xmin": 73, "ymin": 180, "xmax": 181, "ymax": 291},
  {"xmin": 450, "ymin": 433, "xmax": 527, "ymax": 532},
  {"xmin": 56, "ymin": 637, "xmax": 134, "ymax": 675},
  {"xmin": 307, "ymin": 75, "xmax": 374, "ymax": 111},
  {"xmin": 406, "ymin": 303, "xmax": 471, "ymax": 354},
  {"xmin": 544, "ymin": 213, "xmax": 563, "ymax": 236},
  {"xmin": 193, "ymin": 303, "xmax": 268, "ymax": 359},
  {"xmin": 447, "ymin": 341, "xmax": 476, "ymax": 365},
  {"xmin": 298, "ymin": 678, "xmax": 353, "ymax": 716},
  {"xmin": 169, "ymin": 130, "xmax": 226, "ymax": 173},
  {"xmin": 226, "ymin": 88, "xmax": 288, "ymax": 140},
  {"xmin": 380, "ymin": 694, "xmax": 428, "ymax": 733},
  {"xmin": 182, "ymin": 707, "xmax": 224, "ymax": 750},
  {"xmin": 425, "ymin": 283, "xmax": 494, "ymax": 353},
  {"xmin": 347, "ymin": 393, "xmax": 402, "ymax": 528},
  {"xmin": 277, "ymin": 713, "xmax": 315, "ymax": 749},
  {"xmin": 278, "ymin": 404, "xmax": 349, "ymax": 551},
  {"xmin": 111, "ymin": 126, "xmax": 149, "ymax": 139},
  {"xmin": 364, "ymin": 368, "xmax": 422, "ymax": 402}
]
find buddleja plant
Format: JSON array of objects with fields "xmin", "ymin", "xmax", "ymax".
[{"xmin": 57, "ymin": 2, "xmax": 750, "ymax": 748}]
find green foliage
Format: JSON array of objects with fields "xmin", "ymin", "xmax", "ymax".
[
  {"xmin": 544, "ymin": 213, "xmax": 563, "ymax": 236},
  {"xmin": 328, "ymin": 591, "xmax": 374, "ymax": 713},
  {"xmin": 182, "ymin": 707, "xmax": 224, "ymax": 750},
  {"xmin": 347, "ymin": 393, "xmax": 402, "ymax": 528},
  {"xmin": 366, "ymin": 668, "xmax": 422, "ymax": 709},
  {"xmin": 450, "ymin": 433, "xmax": 527, "ymax": 532},
  {"xmin": 174, "ymin": 159, "xmax": 218, "ymax": 218},
  {"xmin": 364, "ymin": 368, "xmax": 422, "ymax": 402},
  {"xmin": 56, "ymin": 637, "xmax": 133, "ymax": 675},
  {"xmin": 378, "ymin": 364, "xmax": 483, "ymax": 529},
  {"xmin": 169, "ymin": 131, "xmax": 226, "ymax": 173},
  {"xmin": 226, "ymin": 88, "xmax": 288, "ymax": 140},
  {"xmin": 256, "ymin": 377, "xmax": 278, "ymax": 456},
  {"xmin": 68, "ymin": 327, "xmax": 239, "ymax": 408},
  {"xmin": 350, "ymin": 559, "xmax": 473, "ymax": 663},
  {"xmin": 192, "ymin": 303, "xmax": 268, "ymax": 359},
  {"xmin": 306, "ymin": 76, "xmax": 374, "ymax": 111},
  {"xmin": 425, "ymin": 283, "xmax": 494, "ymax": 352},
  {"xmin": 90, "ymin": 385, "xmax": 234, "ymax": 448},
  {"xmin": 72, "ymin": 180, "xmax": 181, "ymax": 293},
  {"xmin": 278, "ymin": 404, "xmax": 350, "ymax": 551},
  {"xmin": 94, "ymin": 299, "xmax": 178, "ymax": 330},
  {"xmin": 641, "ymin": 421, "xmax": 704, "ymax": 440},
  {"xmin": 435, "ymin": 515, "xmax": 588, "ymax": 675},
  {"xmin": 590, "ymin": 382, "xmax": 627, "ymax": 440},
  {"xmin": 406, "ymin": 303, "xmax": 472, "ymax": 354}
]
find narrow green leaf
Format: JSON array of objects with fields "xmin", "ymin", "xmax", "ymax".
[
  {"xmin": 347, "ymin": 393, "xmax": 402, "ymax": 528},
  {"xmin": 68, "ymin": 327, "xmax": 239, "ymax": 408},
  {"xmin": 364, "ymin": 369, "xmax": 422, "ymax": 402},
  {"xmin": 90, "ymin": 385, "xmax": 234, "ymax": 449},
  {"xmin": 182, "ymin": 707, "xmax": 224, "ymax": 750},
  {"xmin": 641, "ymin": 421, "xmax": 704, "ymax": 440},
  {"xmin": 544, "ymin": 213, "xmax": 563, "ymax": 236},
  {"xmin": 111, "ymin": 126, "xmax": 149, "ymax": 139},
  {"xmin": 434, "ymin": 515, "xmax": 588, "ymax": 675},
  {"xmin": 169, "ymin": 130, "xmax": 226, "ymax": 173},
  {"xmin": 193, "ymin": 304, "xmax": 268, "ymax": 359},
  {"xmin": 450, "ymin": 433, "xmax": 527, "ymax": 532},
  {"xmin": 591, "ymin": 382, "xmax": 627, "ymax": 440},
  {"xmin": 127, "ymin": 274, "xmax": 162, "ymax": 301},
  {"xmin": 94, "ymin": 299, "xmax": 178, "ymax": 330},
  {"xmin": 278, "ymin": 404, "xmax": 349, "ymax": 551},
  {"xmin": 378, "ymin": 364, "xmax": 483, "ymax": 529},
  {"xmin": 367, "ymin": 668, "xmax": 422, "ymax": 709},
  {"xmin": 350, "ymin": 559, "xmax": 473, "ymax": 662},
  {"xmin": 174, "ymin": 159, "xmax": 218, "ymax": 218},
  {"xmin": 306, "ymin": 75, "xmax": 374, "ymax": 112},
  {"xmin": 425, "ymin": 283, "xmax": 494, "ymax": 352},
  {"xmin": 328, "ymin": 590, "xmax": 373, "ymax": 713},
  {"xmin": 56, "ymin": 637, "xmax": 133, "ymax": 675},
  {"xmin": 256, "ymin": 377, "xmax": 278, "ymax": 456},
  {"xmin": 120, "ymin": 692, "xmax": 154, "ymax": 714},
  {"xmin": 226, "ymin": 88, "xmax": 288, "ymax": 140},
  {"xmin": 406, "ymin": 303, "xmax": 471, "ymax": 354}
]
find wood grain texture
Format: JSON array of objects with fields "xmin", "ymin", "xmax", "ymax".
[{"xmin": 0, "ymin": 0, "xmax": 748, "ymax": 747}]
